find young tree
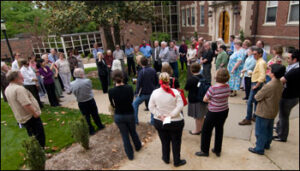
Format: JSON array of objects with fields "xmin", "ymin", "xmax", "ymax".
[{"xmin": 40, "ymin": 1, "xmax": 157, "ymax": 51}]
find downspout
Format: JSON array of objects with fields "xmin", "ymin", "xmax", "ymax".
[{"xmin": 253, "ymin": 1, "xmax": 259, "ymax": 42}]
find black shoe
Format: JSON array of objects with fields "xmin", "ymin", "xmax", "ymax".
[
  {"xmin": 89, "ymin": 131, "xmax": 96, "ymax": 135},
  {"xmin": 248, "ymin": 147, "xmax": 264, "ymax": 155},
  {"xmin": 195, "ymin": 151, "xmax": 209, "ymax": 157},
  {"xmin": 212, "ymin": 148, "xmax": 221, "ymax": 157},
  {"xmin": 273, "ymin": 137, "xmax": 286, "ymax": 142},
  {"xmin": 174, "ymin": 159, "xmax": 186, "ymax": 167},
  {"xmin": 144, "ymin": 108, "xmax": 149, "ymax": 111},
  {"xmin": 128, "ymin": 156, "xmax": 134, "ymax": 160},
  {"xmin": 162, "ymin": 157, "xmax": 169, "ymax": 164},
  {"xmin": 189, "ymin": 130, "xmax": 201, "ymax": 135},
  {"xmin": 242, "ymin": 97, "xmax": 248, "ymax": 100},
  {"xmin": 60, "ymin": 96, "xmax": 64, "ymax": 98}
]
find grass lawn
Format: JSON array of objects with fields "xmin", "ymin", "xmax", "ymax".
[
  {"xmin": 0, "ymin": 99, "xmax": 113, "ymax": 170},
  {"xmin": 85, "ymin": 61, "xmax": 187, "ymax": 94}
]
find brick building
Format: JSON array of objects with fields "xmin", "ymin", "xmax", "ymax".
[
  {"xmin": 1, "ymin": 1, "xmax": 299, "ymax": 60},
  {"xmin": 178, "ymin": 1, "xmax": 299, "ymax": 53}
]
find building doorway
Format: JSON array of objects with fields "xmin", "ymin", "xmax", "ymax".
[{"xmin": 218, "ymin": 11, "xmax": 230, "ymax": 44}]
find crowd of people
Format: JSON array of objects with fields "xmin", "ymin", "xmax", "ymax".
[{"xmin": 1, "ymin": 35, "xmax": 299, "ymax": 167}]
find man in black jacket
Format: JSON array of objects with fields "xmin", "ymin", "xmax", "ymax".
[
  {"xmin": 132, "ymin": 57, "xmax": 158, "ymax": 125},
  {"xmin": 96, "ymin": 52, "xmax": 109, "ymax": 93},
  {"xmin": 200, "ymin": 42, "xmax": 214, "ymax": 84}
]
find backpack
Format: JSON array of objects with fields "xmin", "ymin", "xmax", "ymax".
[{"xmin": 194, "ymin": 76, "xmax": 211, "ymax": 103}]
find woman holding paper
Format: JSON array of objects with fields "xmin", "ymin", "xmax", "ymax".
[{"xmin": 148, "ymin": 72, "xmax": 186, "ymax": 167}]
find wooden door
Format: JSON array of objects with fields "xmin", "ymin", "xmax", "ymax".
[
  {"xmin": 223, "ymin": 11, "xmax": 230, "ymax": 44},
  {"xmin": 218, "ymin": 11, "xmax": 230, "ymax": 44}
]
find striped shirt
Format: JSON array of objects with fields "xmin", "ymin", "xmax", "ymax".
[{"xmin": 205, "ymin": 84, "xmax": 231, "ymax": 112}]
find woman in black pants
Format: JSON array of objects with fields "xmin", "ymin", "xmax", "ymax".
[
  {"xmin": 37, "ymin": 59, "xmax": 60, "ymax": 107},
  {"xmin": 96, "ymin": 52, "xmax": 109, "ymax": 93},
  {"xmin": 108, "ymin": 70, "xmax": 142, "ymax": 160},
  {"xmin": 149, "ymin": 72, "xmax": 186, "ymax": 167}
]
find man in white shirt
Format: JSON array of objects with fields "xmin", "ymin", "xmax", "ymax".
[
  {"xmin": 20, "ymin": 59, "xmax": 43, "ymax": 108},
  {"xmin": 159, "ymin": 41, "xmax": 169, "ymax": 63},
  {"xmin": 113, "ymin": 44, "xmax": 126, "ymax": 70},
  {"xmin": 12, "ymin": 52, "xmax": 21, "ymax": 70},
  {"xmin": 152, "ymin": 40, "xmax": 162, "ymax": 72}
]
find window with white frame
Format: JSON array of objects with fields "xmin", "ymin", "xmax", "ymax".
[
  {"xmin": 191, "ymin": 7, "xmax": 195, "ymax": 26},
  {"xmin": 288, "ymin": 1, "xmax": 299, "ymax": 23},
  {"xmin": 265, "ymin": 1, "xmax": 278, "ymax": 23},
  {"xmin": 182, "ymin": 9, "xmax": 186, "ymax": 26},
  {"xmin": 187, "ymin": 8, "xmax": 191, "ymax": 26},
  {"xmin": 200, "ymin": 5, "xmax": 205, "ymax": 26}
]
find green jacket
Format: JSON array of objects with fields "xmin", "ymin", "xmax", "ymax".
[{"xmin": 216, "ymin": 51, "xmax": 228, "ymax": 70}]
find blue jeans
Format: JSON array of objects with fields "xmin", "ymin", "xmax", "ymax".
[
  {"xmin": 246, "ymin": 82, "xmax": 263, "ymax": 120},
  {"xmin": 114, "ymin": 114, "xmax": 142, "ymax": 159},
  {"xmin": 150, "ymin": 113, "xmax": 154, "ymax": 125},
  {"xmin": 132, "ymin": 94, "xmax": 151, "ymax": 124},
  {"xmin": 254, "ymin": 116, "xmax": 274, "ymax": 154},
  {"xmin": 170, "ymin": 61, "xmax": 179, "ymax": 78},
  {"xmin": 37, "ymin": 75, "xmax": 46, "ymax": 96}
]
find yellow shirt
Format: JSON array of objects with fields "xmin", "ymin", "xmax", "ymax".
[
  {"xmin": 4, "ymin": 83, "xmax": 41, "ymax": 124},
  {"xmin": 251, "ymin": 58, "xmax": 267, "ymax": 83}
]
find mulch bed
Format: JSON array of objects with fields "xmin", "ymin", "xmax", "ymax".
[
  {"xmin": 45, "ymin": 123, "xmax": 156, "ymax": 170},
  {"xmin": 86, "ymin": 71, "xmax": 98, "ymax": 78}
]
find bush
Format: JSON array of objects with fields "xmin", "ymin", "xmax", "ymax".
[
  {"xmin": 70, "ymin": 116, "xmax": 90, "ymax": 150},
  {"xmin": 22, "ymin": 137, "xmax": 46, "ymax": 170},
  {"xmin": 87, "ymin": 53, "xmax": 93, "ymax": 60},
  {"xmin": 81, "ymin": 53, "xmax": 85, "ymax": 58},
  {"xmin": 239, "ymin": 30, "xmax": 245, "ymax": 42},
  {"xmin": 150, "ymin": 32, "xmax": 171, "ymax": 43}
]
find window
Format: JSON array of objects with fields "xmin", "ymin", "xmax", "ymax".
[
  {"xmin": 182, "ymin": 9, "xmax": 186, "ymax": 26},
  {"xmin": 200, "ymin": 5, "xmax": 205, "ymax": 26},
  {"xmin": 288, "ymin": 1, "xmax": 299, "ymax": 23},
  {"xmin": 191, "ymin": 7, "xmax": 195, "ymax": 26},
  {"xmin": 265, "ymin": 1, "xmax": 278, "ymax": 23},
  {"xmin": 187, "ymin": 8, "xmax": 191, "ymax": 26}
]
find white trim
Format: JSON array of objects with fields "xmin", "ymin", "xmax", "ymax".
[
  {"xmin": 186, "ymin": 7, "xmax": 191, "ymax": 27},
  {"xmin": 264, "ymin": 1, "xmax": 278, "ymax": 25},
  {"xmin": 200, "ymin": 5, "xmax": 205, "ymax": 26},
  {"xmin": 181, "ymin": 9, "xmax": 186, "ymax": 27},
  {"xmin": 191, "ymin": 7, "xmax": 195, "ymax": 26},
  {"xmin": 262, "ymin": 23, "xmax": 276, "ymax": 26},
  {"xmin": 287, "ymin": 1, "xmax": 299, "ymax": 24},
  {"xmin": 252, "ymin": 34, "xmax": 299, "ymax": 40}
]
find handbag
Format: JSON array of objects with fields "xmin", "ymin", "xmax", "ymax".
[{"xmin": 172, "ymin": 78, "xmax": 188, "ymax": 106}]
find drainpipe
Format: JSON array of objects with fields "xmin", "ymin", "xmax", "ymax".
[{"xmin": 253, "ymin": 1, "xmax": 259, "ymax": 42}]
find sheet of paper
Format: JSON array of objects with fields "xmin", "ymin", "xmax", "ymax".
[{"xmin": 163, "ymin": 116, "xmax": 171, "ymax": 125}]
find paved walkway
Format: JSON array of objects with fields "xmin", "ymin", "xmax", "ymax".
[{"xmin": 3, "ymin": 62, "xmax": 298, "ymax": 169}]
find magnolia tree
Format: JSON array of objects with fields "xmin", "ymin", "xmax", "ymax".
[{"xmin": 37, "ymin": 1, "xmax": 157, "ymax": 51}]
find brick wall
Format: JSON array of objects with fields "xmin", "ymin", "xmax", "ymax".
[
  {"xmin": 1, "ymin": 38, "xmax": 33, "ymax": 62},
  {"xmin": 179, "ymin": 1, "xmax": 211, "ymax": 42},
  {"xmin": 254, "ymin": 1, "xmax": 299, "ymax": 50}
]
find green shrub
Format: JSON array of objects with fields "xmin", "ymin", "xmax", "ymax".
[
  {"xmin": 239, "ymin": 30, "xmax": 245, "ymax": 42},
  {"xmin": 87, "ymin": 53, "xmax": 93, "ymax": 60},
  {"xmin": 150, "ymin": 32, "xmax": 171, "ymax": 43},
  {"xmin": 22, "ymin": 137, "xmax": 46, "ymax": 170},
  {"xmin": 70, "ymin": 116, "xmax": 89, "ymax": 150},
  {"xmin": 194, "ymin": 32, "xmax": 198, "ymax": 39},
  {"xmin": 81, "ymin": 53, "xmax": 85, "ymax": 58}
]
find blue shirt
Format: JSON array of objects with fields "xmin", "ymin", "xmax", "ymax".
[
  {"xmin": 243, "ymin": 55, "xmax": 256, "ymax": 77},
  {"xmin": 230, "ymin": 41, "xmax": 235, "ymax": 52},
  {"xmin": 262, "ymin": 48, "xmax": 267, "ymax": 62},
  {"xmin": 48, "ymin": 53, "xmax": 58, "ymax": 63},
  {"xmin": 139, "ymin": 45, "xmax": 152, "ymax": 58},
  {"xmin": 125, "ymin": 47, "xmax": 134, "ymax": 58},
  {"xmin": 93, "ymin": 48, "xmax": 104, "ymax": 59}
]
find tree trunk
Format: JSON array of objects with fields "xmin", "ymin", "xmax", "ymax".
[
  {"xmin": 103, "ymin": 24, "xmax": 115, "ymax": 51},
  {"xmin": 113, "ymin": 23, "xmax": 121, "ymax": 47}
]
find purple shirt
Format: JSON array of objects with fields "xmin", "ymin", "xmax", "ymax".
[{"xmin": 39, "ymin": 66, "xmax": 54, "ymax": 85}]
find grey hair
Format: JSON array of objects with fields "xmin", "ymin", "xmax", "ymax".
[
  {"xmin": 154, "ymin": 40, "xmax": 159, "ymax": 44},
  {"xmin": 161, "ymin": 41, "xmax": 167, "ymax": 46},
  {"xmin": 111, "ymin": 59, "xmax": 122, "ymax": 71},
  {"xmin": 6, "ymin": 70, "xmax": 20, "ymax": 82},
  {"xmin": 73, "ymin": 68, "xmax": 85, "ymax": 78},
  {"xmin": 1, "ymin": 62, "xmax": 5, "ymax": 68},
  {"xmin": 41, "ymin": 54, "xmax": 48, "ymax": 60}
]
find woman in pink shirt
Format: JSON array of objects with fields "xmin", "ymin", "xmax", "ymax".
[
  {"xmin": 266, "ymin": 45, "xmax": 283, "ymax": 83},
  {"xmin": 195, "ymin": 68, "xmax": 231, "ymax": 158}
]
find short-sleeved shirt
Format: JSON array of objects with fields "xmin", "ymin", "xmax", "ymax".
[
  {"xmin": 215, "ymin": 51, "xmax": 228, "ymax": 70},
  {"xmin": 55, "ymin": 59, "xmax": 71, "ymax": 74},
  {"xmin": 282, "ymin": 67, "xmax": 300, "ymax": 99},
  {"xmin": 5, "ymin": 83, "xmax": 41, "ymax": 124},
  {"xmin": 139, "ymin": 45, "xmax": 152, "ymax": 58},
  {"xmin": 205, "ymin": 84, "xmax": 231, "ymax": 112}
]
